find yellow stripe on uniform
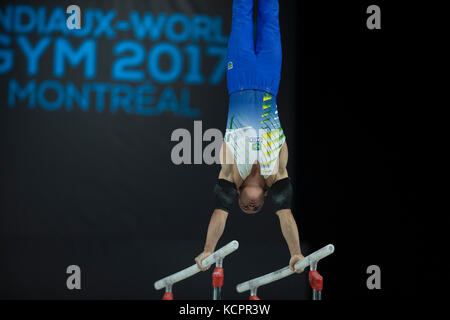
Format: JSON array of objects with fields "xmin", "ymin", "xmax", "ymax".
[
  {"xmin": 261, "ymin": 158, "xmax": 276, "ymax": 165},
  {"xmin": 262, "ymin": 140, "xmax": 274, "ymax": 148},
  {"xmin": 262, "ymin": 132, "xmax": 275, "ymax": 140},
  {"xmin": 263, "ymin": 148, "xmax": 276, "ymax": 156},
  {"xmin": 262, "ymin": 132, "xmax": 285, "ymax": 148}
]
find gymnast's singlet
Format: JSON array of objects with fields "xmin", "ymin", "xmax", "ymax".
[{"xmin": 224, "ymin": 90, "xmax": 285, "ymax": 180}]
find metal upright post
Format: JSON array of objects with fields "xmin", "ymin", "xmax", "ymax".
[
  {"xmin": 212, "ymin": 258, "xmax": 224, "ymax": 300},
  {"xmin": 309, "ymin": 261, "xmax": 323, "ymax": 300},
  {"xmin": 162, "ymin": 284, "xmax": 173, "ymax": 300},
  {"xmin": 249, "ymin": 287, "xmax": 260, "ymax": 300}
]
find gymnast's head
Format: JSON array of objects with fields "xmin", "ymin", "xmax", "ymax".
[
  {"xmin": 237, "ymin": 162, "xmax": 268, "ymax": 214},
  {"xmin": 237, "ymin": 185, "xmax": 267, "ymax": 214}
]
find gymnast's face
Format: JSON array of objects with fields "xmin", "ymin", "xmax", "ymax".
[{"xmin": 237, "ymin": 185, "xmax": 266, "ymax": 214}]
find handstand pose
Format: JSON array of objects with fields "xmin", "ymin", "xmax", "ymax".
[{"xmin": 196, "ymin": 0, "xmax": 304, "ymax": 272}]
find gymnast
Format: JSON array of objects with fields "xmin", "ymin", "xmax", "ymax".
[{"xmin": 195, "ymin": 0, "xmax": 304, "ymax": 273}]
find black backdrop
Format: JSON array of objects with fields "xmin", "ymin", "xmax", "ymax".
[{"xmin": 0, "ymin": 0, "xmax": 434, "ymax": 299}]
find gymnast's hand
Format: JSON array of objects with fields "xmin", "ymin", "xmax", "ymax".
[
  {"xmin": 289, "ymin": 254, "xmax": 305, "ymax": 273},
  {"xmin": 195, "ymin": 251, "xmax": 212, "ymax": 271}
]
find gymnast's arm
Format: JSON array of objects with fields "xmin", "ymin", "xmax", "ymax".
[
  {"xmin": 277, "ymin": 208, "xmax": 304, "ymax": 272},
  {"xmin": 195, "ymin": 148, "xmax": 235, "ymax": 271},
  {"xmin": 272, "ymin": 144, "xmax": 304, "ymax": 272},
  {"xmin": 194, "ymin": 168, "xmax": 232, "ymax": 271},
  {"xmin": 195, "ymin": 208, "xmax": 229, "ymax": 271}
]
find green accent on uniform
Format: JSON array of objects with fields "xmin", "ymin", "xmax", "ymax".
[{"xmin": 229, "ymin": 115, "xmax": 235, "ymax": 129}]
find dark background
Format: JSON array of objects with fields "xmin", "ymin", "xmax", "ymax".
[{"xmin": 0, "ymin": 0, "xmax": 434, "ymax": 300}]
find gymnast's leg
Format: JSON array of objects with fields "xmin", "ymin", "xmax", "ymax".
[
  {"xmin": 255, "ymin": 0, "xmax": 282, "ymax": 96},
  {"xmin": 227, "ymin": 0, "xmax": 255, "ymax": 95}
]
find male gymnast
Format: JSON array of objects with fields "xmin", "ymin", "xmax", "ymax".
[{"xmin": 195, "ymin": 0, "xmax": 304, "ymax": 272}]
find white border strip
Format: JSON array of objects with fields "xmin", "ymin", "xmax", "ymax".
[
  {"xmin": 154, "ymin": 240, "xmax": 239, "ymax": 290},
  {"xmin": 236, "ymin": 244, "xmax": 334, "ymax": 293}
]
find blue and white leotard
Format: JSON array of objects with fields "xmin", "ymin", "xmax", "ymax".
[{"xmin": 224, "ymin": 90, "xmax": 285, "ymax": 180}]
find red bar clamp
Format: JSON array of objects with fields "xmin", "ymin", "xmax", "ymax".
[
  {"xmin": 309, "ymin": 270, "xmax": 323, "ymax": 291},
  {"xmin": 162, "ymin": 291, "xmax": 174, "ymax": 300},
  {"xmin": 212, "ymin": 267, "xmax": 224, "ymax": 288}
]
